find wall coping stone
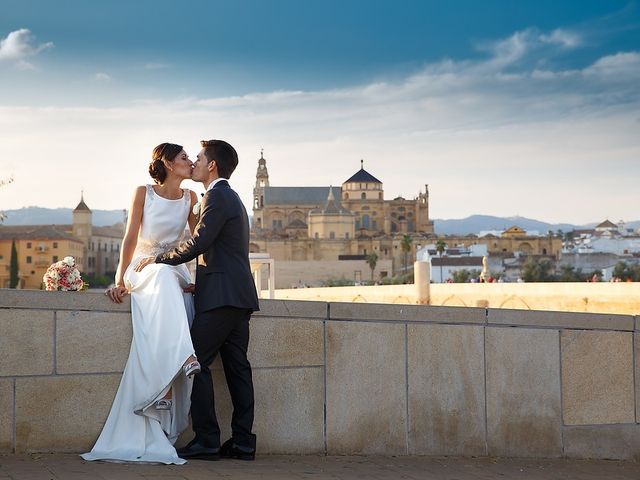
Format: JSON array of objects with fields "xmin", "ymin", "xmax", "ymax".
[
  {"xmin": 254, "ymin": 299, "xmax": 327, "ymax": 319},
  {"xmin": 488, "ymin": 308, "xmax": 634, "ymax": 331},
  {"xmin": 329, "ymin": 302, "xmax": 487, "ymax": 324},
  {"xmin": 0, "ymin": 289, "xmax": 130, "ymax": 313}
]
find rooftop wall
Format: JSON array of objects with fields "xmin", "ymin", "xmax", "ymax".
[{"xmin": 1, "ymin": 289, "xmax": 639, "ymax": 460}]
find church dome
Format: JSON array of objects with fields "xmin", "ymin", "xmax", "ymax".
[{"xmin": 343, "ymin": 160, "xmax": 382, "ymax": 184}]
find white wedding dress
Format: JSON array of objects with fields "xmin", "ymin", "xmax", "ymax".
[{"xmin": 82, "ymin": 185, "xmax": 195, "ymax": 464}]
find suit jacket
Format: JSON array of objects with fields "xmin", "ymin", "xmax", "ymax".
[{"xmin": 156, "ymin": 180, "xmax": 259, "ymax": 314}]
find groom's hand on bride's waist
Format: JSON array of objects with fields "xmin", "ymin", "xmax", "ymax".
[
  {"xmin": 134, "ymin": 256, "xmax": 156, "ymax": 272},
  {"xmin": 183, "ymin": 283, "xmax": 195, "ymax": 294}
]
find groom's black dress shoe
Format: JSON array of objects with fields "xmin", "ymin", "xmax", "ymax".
[
  {"xmin": 220, "ymin": 438, "xmax": 256, "ymax": 461},
  {"xmin": 177, "ymin": 439, "xmax": 220, "ymax": 460}
]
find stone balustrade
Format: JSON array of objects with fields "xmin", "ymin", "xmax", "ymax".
[{"xmin": 1, "ymin": 288, "xmax": 639, "ymax": 460}]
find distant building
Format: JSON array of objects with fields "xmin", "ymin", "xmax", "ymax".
[
  {"xmin": 250, "ymin": 152, "xmax": 434, "ymax": 278},
  {"xmin": 0, "ymin": 193, "xmax": 123, "ymax": 289},
  {"xmin": 0, "ymin": 225, "xmax": 85, "ymax": 289}
]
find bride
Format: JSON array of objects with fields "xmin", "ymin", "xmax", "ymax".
[{"xmin": 82, "ymin": 143, "xmax": 201, "ymax": 464}]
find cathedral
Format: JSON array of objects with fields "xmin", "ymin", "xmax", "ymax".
[
  {"xmin": 250, "ymin": 151, "xmax": 434, "ymax": 272},
  {"xmin": 252, "ymin": 152, "xmax": 433, "ymax": 239}
]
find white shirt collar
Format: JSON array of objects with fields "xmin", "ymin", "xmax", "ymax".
[{"xmin": 206, "ymin": 177, "xmax": 228, "ymax": 192}]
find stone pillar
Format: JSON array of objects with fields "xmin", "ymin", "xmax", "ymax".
[{"xmin": 414, "ymin": 260, "xmax": 430, "ymax": 305}]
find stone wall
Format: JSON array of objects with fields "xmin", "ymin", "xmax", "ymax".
[
  {"xmin": 272, "ymin": 281, "xmax": 640, "ymax": 315},
  {"xmin": 1, "ymin": 289, "xmax": 639, "ymax": 460}
]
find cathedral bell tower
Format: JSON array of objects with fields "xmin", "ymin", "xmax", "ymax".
[{"xmin": 252, "ymin": 149, "xmax": 270, "ymax": 231}]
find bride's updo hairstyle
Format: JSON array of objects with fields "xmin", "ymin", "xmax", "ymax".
[{"xmin": 149, "ymin": 143, "xmax": 183, "ymax": 184}]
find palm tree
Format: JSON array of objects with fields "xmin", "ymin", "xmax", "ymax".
[
  {"xmin": 365, "ymin": 252, "xmax": 378, "ymax": 283},
  {"xmin": 400, "ymin": 234, "xmax": 412, "ymax": 273},
  {"xmin": 435, "ymin": 239, "xmax": 447, "ymax": 283}
]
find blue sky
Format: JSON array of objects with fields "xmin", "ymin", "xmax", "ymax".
[{"xmin": 0, "ymin": 0, "xmax": 639, "ymax": 223}]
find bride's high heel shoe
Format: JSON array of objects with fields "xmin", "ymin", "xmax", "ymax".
[
  {"xmin": 155, "ymin": 399, "xmax": 172, "ymax": 410},
  {"xmin": 184, "ymin": 360, "xmax": 201, "ymax": 378}
]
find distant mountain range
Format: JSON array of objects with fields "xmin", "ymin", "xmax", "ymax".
[
  {"xmin": 1, "ymin": 207, "xmax": 126, "ymax": 227},
  {"xmin": 2, "ymin": 207, "xmax": 638, "ymax": 235}
]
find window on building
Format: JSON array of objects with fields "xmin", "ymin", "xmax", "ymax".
[
  {"xmin": 379, "ymin": 192, "xmax": 383, "ymax": 200},
  {"xmin": 363, "ymin": 249, "xmax": 367, "ymax": 255},
  {"xmin": 105, "ymin": 258, "xmax": 109, "ymax": 269},
  {"xmin": 362, "ymin": 215, "xmax": 370, "ymax": 229},
  {"xmin": 272, "ymin": 219, "xmax": 283, "ymax": 229},
  {"xmin": 372, "ymin": 220, "xmax": 378, "ymax": 230},
  {"xmin": 314, "ymin": 232, "xmax": 319, "ymax": 239},
  {"xmin": 98, "ymin": 242, "xmax": 101, "ymax": 251},
  {"xmin": 329, "ymin": 232, "xmax": 335, "ymax": 239},
  {"xmin": 361, "ymin": 192, "xmax": 366, "ymax": 200},
  {"xmin": 52, "ymin": 256, "xmax": 58, "ymax": 262},
  {"xmin": 53, "ymin": 242, "xmax": 58, "ymax": 248},
  {"xmin": 26, "ymin": 256, "xmax": 32, "ymax": 264},
  {"xmin": 26, "ymin": 242, "xmax": 32, "ymax": 248},
  {"xmin": 345, "ymin": 233, "xmax": 349, "ymax": 239}
]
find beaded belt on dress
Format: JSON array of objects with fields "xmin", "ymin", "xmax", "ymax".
[{"xmin": 136, "ymin": 239, "xmax": 180, "ymax": 257}]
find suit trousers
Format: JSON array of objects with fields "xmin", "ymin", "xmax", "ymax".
[{"xmin": 189, "ymin": 305, "xmax": 255, "ymax": 449}]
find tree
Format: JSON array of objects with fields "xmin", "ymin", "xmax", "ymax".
[
  {"xmin": 0, "ymin": 176, "xmax": 13, "ymax": 224},
  {"xmin": 365, "ymin": 252, "xmax": 378, "ymax": 282},
  {"xmin": 10, "ymin": 239, "xmax": 19, "ymax": 288},
  {"xmin": 451, "ymin": 268, "xmax": 480, "ymax": 283},
  {"xmin": 612, "ymin": 261, "xmax": 640, "ymax": 282},
  {"xmin": 400, "ymin": 234, "xmax": 412, "ymax": 273},
  {"xmin": 522, "ymin": 257, "xmax": 554, "ymax": 282},
  {"xmin": 556, "ymin": 265, "xmax": 586, "ymax": 282},
  {"xmin": 435, "ymin": 239, "xmax": 447, "ymax": 282}
]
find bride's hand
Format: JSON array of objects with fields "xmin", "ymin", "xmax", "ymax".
[
  {"xmin": 183, "ymin": 283, "xmax": 195, "ymax": 294},
  {"xmin": 105, "ymin": 285, "xmax": 128, "ymax": 304},
  {"xmin": 134, "ymin": 257, "xmax": 156, "ymax": 272}
]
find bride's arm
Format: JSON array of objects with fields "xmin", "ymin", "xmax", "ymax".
[
  {"xmin": 113, "ymin": 186, "xmax": 145, "ymax": 288},
  {"xmin": 187, "ymin": 190, "xmax": 198, "ymax": 235}
]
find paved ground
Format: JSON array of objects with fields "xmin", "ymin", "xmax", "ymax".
[{"xmin": 1, "ymin": 454, "xmax": 640, "ymax": 480}]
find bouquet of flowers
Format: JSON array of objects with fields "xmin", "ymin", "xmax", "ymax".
[{"xmin": 43, "ymin": 256, "xmax": 85, "ymax": 291}]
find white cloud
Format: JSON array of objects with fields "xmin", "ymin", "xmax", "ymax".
[
  {"xmin": 0, "ymin": 29, "xmax": 53, "ymax": 67},
  {"xmin": 539, "ymin": 28, "xmax": 582, "ymax": 48},
  {"xmin": 583, "ymin": 51, "xmax": 640, "ymax": 76},
  {"xmin": 94, "ymin": 72, "xmax": 111, "ymax": 81}
]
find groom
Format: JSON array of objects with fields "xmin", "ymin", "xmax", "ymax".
[{"xmin": 152, "ymin": 139, "xmax": 259, "ymax": 460}]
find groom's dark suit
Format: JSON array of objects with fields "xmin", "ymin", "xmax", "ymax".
[{"xmin": 155, "ymin": 179, "xmax": 259, "ymax": 451}]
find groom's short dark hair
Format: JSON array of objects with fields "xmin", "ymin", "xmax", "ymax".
[{"xmin": 200, "ymin": 139, "xmax": 238, "ymax": 179}]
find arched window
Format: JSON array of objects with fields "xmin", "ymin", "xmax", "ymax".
[
  {"xmin": 362, "ymin": 214, "xmax": 370, "ymax": 229},
  {"xmin": 361, "ymin": 192, "xmax": 366, "ymax": 200},
  {"xmin": 344, "ymin": 192, "xmax": 349, "ymax": 200}
]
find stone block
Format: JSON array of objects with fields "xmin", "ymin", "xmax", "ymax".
[
  {"xmin": 15, "ymin": 375, "xmax": 121, "ymax": 452},
  {"xmin": 0, "ymin": 289, "xmax": 130, "ymax": 313},
  {"xmin": 56, "ymin": 311, "xmax": 132, "ymax": 374},
  {"xmin": 0, "ymin": 379, "xmax": 13, "ymax": 453},
  {"xmin": 256, "ymin": 299, "xmax": 327, "ymax": 319},
  {"xmin": 326, "ymin": 321, "xmax": 406, "ymax": 454},
  {"xmin": 564, "ymin": 424, "xmax": 640, "ymax": 461},
  {"xmin": 0, "ymin": 309, "xmax": 54, "ymax": 376},
  {"xmin": 488, "ymin": 308, "xmax": 634, "ymax": 331},
  {"xmin": 329, "ymin": 302, "xmax": 485, "ymax": 324},
  {"xmin": 486, "ymin": 327, "xmax": 562, "ymax": 457},
  {"xmin": 407, "ymin": 324, "xmax": 486, "ymax": 455},
  {"xmin": 177, "ymin": 367, "xmax": 325, "ymax": 454},
  {"xmin": 561, "ymin": 330, "xmax": 634, "ymax": 425},
  {"xmin": 249, "ymin": 317, "xmax": 324, "ymax": 367}
]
